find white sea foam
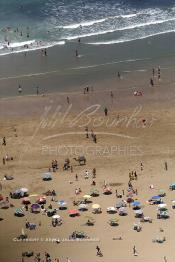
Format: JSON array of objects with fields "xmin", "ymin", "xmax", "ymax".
[
  {"xmin": 86, "ymin": 29, "xmax": 175, "ymax": 45},
  {"xmin": 59, "ymin": 18, "xmax": 106, "ymax": 29},
  {"xmin": 0, "ymin": 40, "xmax": 65, "ymax": 56},
  {"xmin": 63, "ymin": 17, "xmax": 175, "ymax": 41}
]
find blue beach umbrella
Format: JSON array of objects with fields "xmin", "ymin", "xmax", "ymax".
[
  {"xmin": 58, "ymin": 200, "xmax": 67, "ymax": 206},
  {"xmin": 132, "ymin": 201, "xmax": 141, "ymax": 207},
  {"xmin": 151, "ymin": 195, "xmax": 161, "ymax": 200}
]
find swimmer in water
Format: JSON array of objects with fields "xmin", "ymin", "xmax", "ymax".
[{"xmin": 18, "ymin": 85, "xmax": 22, "ymax": 94}]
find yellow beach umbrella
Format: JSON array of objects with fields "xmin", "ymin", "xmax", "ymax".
[
  {"xmin": 92, "ymin": 204, "xmax": 100, "ymax": 209},
  {"xmin": 83, "ymin": 195, "xmax": 91, "ymax": 199}
]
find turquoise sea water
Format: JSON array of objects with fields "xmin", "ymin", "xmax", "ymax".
[{"xmin": 1, "ymin": 0, "xmax": 175, "ymax": 55}]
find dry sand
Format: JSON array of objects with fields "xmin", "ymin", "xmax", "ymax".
[{"xmin": 0, "ymin": 69, "xmax": 175, "ymax": 262}]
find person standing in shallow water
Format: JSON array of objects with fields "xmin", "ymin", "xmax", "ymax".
[
  {"xmin": 150, "ymin": 78, "xmax": 154, "ymax": 87},
  {"xmin": 36, "ymin": 86, "xmax": 39, "ymax": 95}
]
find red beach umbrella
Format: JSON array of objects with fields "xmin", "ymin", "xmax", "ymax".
[{"xmin": 68, "ymin": 209, "xmax": 79, "ymax": 216}]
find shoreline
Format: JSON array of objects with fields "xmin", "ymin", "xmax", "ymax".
[{"xmin": 0, "ymin": 32, "xmax": 175, "ymax": 98}]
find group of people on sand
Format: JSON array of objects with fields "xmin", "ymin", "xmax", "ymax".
[
  {"xmin": 2, "ymin": 154, "xmax": 13, "ymax": 165},
  {"xmin": 85, "ymin": 126, "xmax": 97, "ymax": 143},
  {"xmin": 150, "ymin": 66, "xmax": 161, "ymax": 87},
  {"xmin": 83, "ymin": 85, "xmax": 93, "ymax": 94},
  {"xmin": 50, "ymin": 160, "xmax": 59, "ymax": 172},
  {"xmin": 24, "ymin": 252, "xmax": 61, "ymax": 262}
]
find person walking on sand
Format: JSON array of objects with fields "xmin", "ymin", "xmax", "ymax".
[
  {"xmin": 140, "ymin": 162, "xmax": 143, "ymax": 171},
  {"xmin": 2, "ymin": 137, "xmax": 6, "ymax": 146},
  {"xmin": 93, "ymin": 134, "xmax": 97, "ymax": 143},
  {"xmin": 85, "ymin": 126, "xmax": 89, "ymax": 138},
  {"xmin": 164, "ymin": 161, "xmax": 168, "ymax": 171},
  {"xmin": 91, "ymin": 129, "xmax": 94, "ymax": 139},
  {"xmin": 67, "ymin": 96, "xmax": 70, "ymax": 104},
  {"xmin": 164, "ymin": 256, "xmax": 167, "ymax": 262},
  {"xmin": 104, "ymin": 107, "xmax": 108, "ymax": 116},
  {"xmin": 96, "ymin": 245, "xmax": 100, "ymax": 251},
  {"xmin": 115, "ymin": 189, "xmax": 118, "ymax": 197},
  {"xmin": 75, "ymin": 174, "xmax": 78, "ymax": 181},
  {"xmin": 133, "ymin": 245, "xmax": 138, "ymax": 256},
  {"xmin": 110, "ymin": 91, "xmax": 114, "ymax": 99},
  {"xmin": 92, "ymin": 168, "xmax": 96, "ymax": 178}
]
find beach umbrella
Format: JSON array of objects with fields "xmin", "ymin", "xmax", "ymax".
[
  {"xmin": 15, "ymin": 208, "xmax": 24, "ymax": 215},
  {"xmin": 36, "ymin": 195, "xmax": 46, "ymax": 204},
  {"xmin": 151, "ymin": 195, "xmax": 161, "ymax": 200},
  {"xmin": 132, "ymin": 201, "xmax": 141, "ymax": 207},
  {"xmin": 52, "ymin": 214, "xmax": 61, "ymax": 219},
  {"xmin": 92, "ymin": 204, "xmax": 100, "ymax": 209},
  {"xmin": 109, "ymin": 218, "xmax": 119, "ymax": 224},
  {"xmin": 58, "ymin": 200, "xmax": 67, "ymax": 206},
  {"xmin": 90, "ymin": 189, "xmax": 99, "ymax": 196},
  {"xmin": 42, "ymin": 173, "xmax": 52, "ymax": 180},
  {"xmin": 158, "ymin": 203, "xmax": 167, "ymax": 209},
  {"xmin": 118, "ymin": 207, "xmax": 127, "ymax": 215},
  {"xmin": 134, "ymin": 209, "xmax": 143, "ymax": 214},
  {"xmin": 78, "ymin": 204, "xmax": 88, "ymax": 210},
  {"xmin": 107, "ymin": 207, "xmax": 116, "ymax": 212},
  {"xmin": 116, "ymin": 201, "xmax": 124, "ymax": 208},
  {"xmin": 119, "ymin": 207, "xmax": 125, "ymax": 212},
  {"xmin": 31, "ymin": 203, "xmax": 40, "ymax": 209},
  {"xmin": 90, "ymin": 188, "xmax": 99, "ymax": 192},
  {"xmin": 83, "ymin": 195, "xmax": 91, "ymax": 199},
  {"xmin": 158, "ymin": 189, "xmax": 166, "ymax": 196},
  {"xmin": 20, "ymin": 188, "xmax": 28, "ymax": 193},
  {"xmin": 103, "ymin": 187, "xmax": 112, "ymax": 195},
  {"xmin": 0, "ymin": 201, "xmax": 9, "ymax": 209},
  {"xmin": 68, "ymin": 209, "xmax": 79, "ymax": 215},
  {"xmin": 14, "ymin": 189, "xmax": 21, "ymax": 194}
]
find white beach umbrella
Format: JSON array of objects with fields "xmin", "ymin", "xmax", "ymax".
[
  {"xmin": 52, "ymin": 214, "xmax": 61, "ymax": 219},
  {"xmin": 107, "ymin": 207, "xmax": 116, "ymax": 212},
  {"xmin": 158, "ymin": 203, "xmax": 167, "ymax": 209},
  {"xmin": 20, "ymin": 188, "xmax": 28, "ymax": 193}
]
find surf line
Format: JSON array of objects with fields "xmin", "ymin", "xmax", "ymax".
[{"xmin": 0, "ymin": 69, "xmax": 62, "ymax": 81}]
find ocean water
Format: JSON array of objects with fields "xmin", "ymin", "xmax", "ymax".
[{"xmin": 0, "ymin": 0, "xmax": 175, "ymax": 55}]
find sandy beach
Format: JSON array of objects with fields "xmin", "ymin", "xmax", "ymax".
[{"xmin": 1, "ymin": 60, "xmax": 175, "ymax": 262}]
